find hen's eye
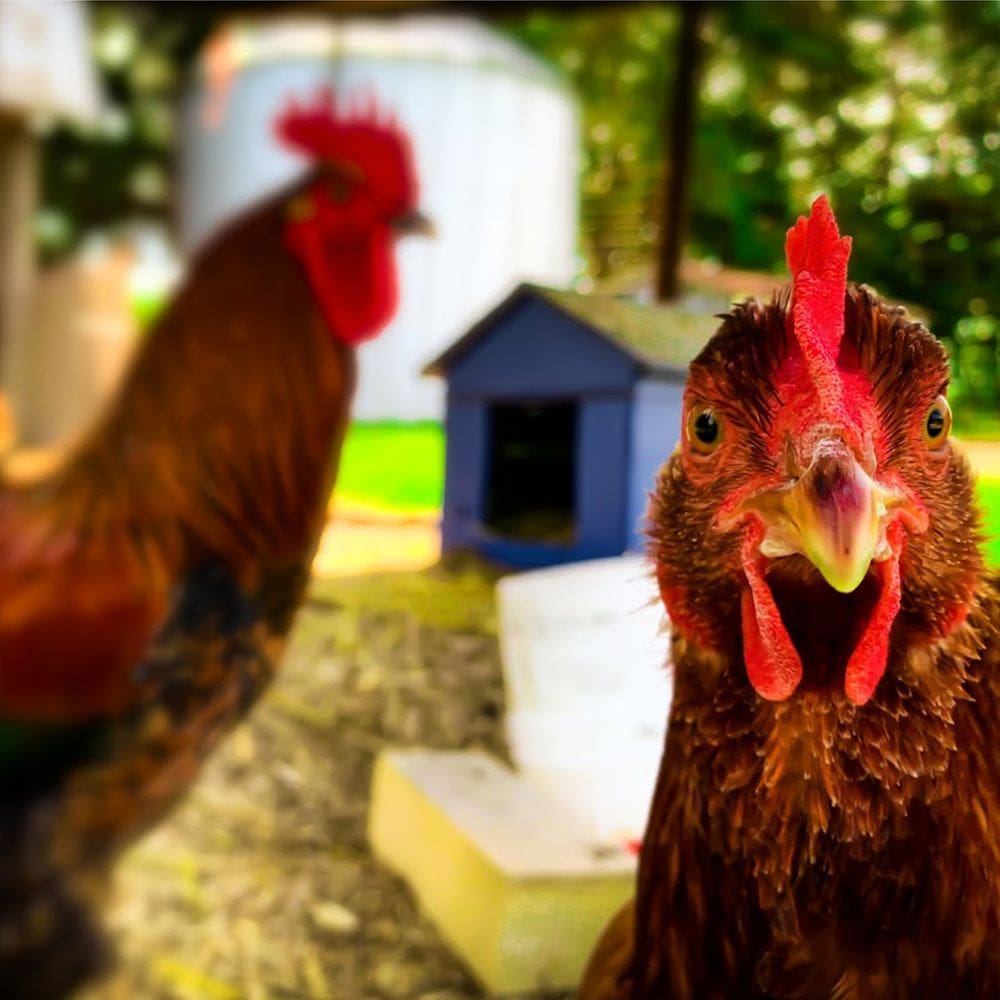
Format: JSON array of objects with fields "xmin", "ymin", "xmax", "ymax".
[
  {"xmin": 924, "ymin": 395, "xmax": 952, "ymax": 448},
  {"xmin": 687, "ymin": 406, "xmax": 722, "ymax": 454}
]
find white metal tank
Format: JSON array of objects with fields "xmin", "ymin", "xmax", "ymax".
[{"xmin": 179, "ymin": 16, "xmax": 579, "ymax": 420}]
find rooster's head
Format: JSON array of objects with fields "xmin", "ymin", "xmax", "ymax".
[{"xmin": 275, "ymin": 88, "xmax": 431, "ymax": 345}]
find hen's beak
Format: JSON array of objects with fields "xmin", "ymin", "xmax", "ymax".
[
  {"xmin": 742, "ymin": 440, "xmax": 899, "ymax": 593},
  {"xmin": 392, "ymin": 209, "xmax": 435, "ymax": 238}
]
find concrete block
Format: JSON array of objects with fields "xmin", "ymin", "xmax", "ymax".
[{"xmin": 368, "ymin": 748, "xmax": 635, "ymax": 995}]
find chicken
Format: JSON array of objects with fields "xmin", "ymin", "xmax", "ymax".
[
  {"xmin": 580, "ymin": 196, "xmax": 997, "ymax": 999},
  {"xmin": 0, "ymin": 90, "xmax": 430, "ymax": 999}
]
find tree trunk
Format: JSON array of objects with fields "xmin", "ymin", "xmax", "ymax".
[{"xmin": 655, "ymin": 2, "xmax": 706, "ymax": 302}]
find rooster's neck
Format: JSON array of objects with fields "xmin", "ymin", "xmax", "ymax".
[{"xmin": 56, "ymin": 203, "xmax": 357, "ymax": 583}]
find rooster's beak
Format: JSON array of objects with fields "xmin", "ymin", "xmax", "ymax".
[
  {"xmin": 741, "ymin": 439, "xmax": 908, "ymax": 593},
  {"xmin": 392, "ymin": 209, "xmax": 435, "ymax": 238}
]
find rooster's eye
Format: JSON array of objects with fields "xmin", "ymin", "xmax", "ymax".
[
  {"xmin": 328, "ymin": 177, "xmax": 352, "ymax": 203},
  {"xmin": 687, "ymin": 406, "xmax": 722, "ymax": 454},
  {"xmin": 285, "ymin": 194, "xmax": 314, "ymax": 222},
  {"xmin": 924, "ymin": 395, "xmax": 952, "ymax": 448}
]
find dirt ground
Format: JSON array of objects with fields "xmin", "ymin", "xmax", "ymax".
[
  {"xmin": 79, "ymin": 534, "xmax": 572, "ymax": 1000},
  {"xmin": 313, "ymin": 502, "xmax": 441, "ymax": 578}
]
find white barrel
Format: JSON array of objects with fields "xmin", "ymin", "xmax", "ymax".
[{"xmin": 178, "ymin": 16, "xmax": 579, "ymax": 420}]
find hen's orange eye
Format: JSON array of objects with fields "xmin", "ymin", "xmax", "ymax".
[
  {"xmin": 924, "ymin": 395, "xmax": 951, "ymax": 448},
  {"xmin": 687, "ymin": 406, "xmax": 723, "ymax": 454}
]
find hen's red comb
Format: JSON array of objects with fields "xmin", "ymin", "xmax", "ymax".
[
  {"xmin": 274, "ymin": 86, "xmax": 406, "ymax": 160},
  {"xmin": 785, "ymin": 195, "xmax": 852, "ymax": 406}
]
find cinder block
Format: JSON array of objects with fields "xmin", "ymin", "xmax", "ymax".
[{"xmin": 368, "ymin": 749, "xmax": 635, "ymax": 995}]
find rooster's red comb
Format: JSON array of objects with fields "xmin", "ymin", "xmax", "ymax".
[
  {"xmin": 784, "ymin": 195, "xmax": 852, "ymax": 406},
  {"xmin": 274, "ymin": 86, "xmax": 408, "ymax": 162}
]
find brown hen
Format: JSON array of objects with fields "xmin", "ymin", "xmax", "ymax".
[{"xmin": 580, "ymin": 198, "xmax": 997, "ymax": 999}]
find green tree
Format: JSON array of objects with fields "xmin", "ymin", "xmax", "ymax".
[{"xmin": 505, "ymin": 1, "xmax": 1000, "ymax": 409}]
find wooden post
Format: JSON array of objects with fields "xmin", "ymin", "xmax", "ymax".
[
  {"xmin": 0, "ymin": 113, "xmax": 38, "ymax": 438},
  {"xmin": 655, "ymin": 2, "xmax": 706, "ymax": 302}
]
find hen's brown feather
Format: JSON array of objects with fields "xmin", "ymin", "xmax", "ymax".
[
  {"xmin": 0, "ymin": 178, "xmax": 352, "ymax": 720},
  {"xmin": 582, "ymin": 288, "xmax": 1000, "ymax": 999}
]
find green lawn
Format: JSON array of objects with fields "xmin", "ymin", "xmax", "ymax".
[
  {"xmin": 978, "ymin": 478, "xmax": 1000, "ymax": 567},
  {"xmin": 132, "ymin": 292, "xmax": 168, "ymax": 331},
  {"xmin": 335, "ymin": 421, "xmax": 444, "ymax": 512}
]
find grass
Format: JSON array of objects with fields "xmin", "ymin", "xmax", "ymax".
[
  {"xmin": 335, "ymin": 421, "xmax": 444, "ymax": 513},
  {"xmin": 978, "ymin": 478, "xmax": 1000, "ymax": 566},
  {"xmin": 131, "ymin": 293, "xmax": 168, "ymax": 331}
]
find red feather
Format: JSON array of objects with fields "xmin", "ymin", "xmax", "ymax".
[
  {"xmin": 784, "ymin": 195, "xmax": 853, "ymax": 414},
  {"xmin": 273, "ymin": 87, "xmax": 419, "ymax": 346},
  {"xmin": 273, "ymin": 86, "xmax": 415, "ymax": 187}
]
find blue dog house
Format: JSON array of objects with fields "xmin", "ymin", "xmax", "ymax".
[{"xmin": 425, "ymin": 283, "xmax": 719, "ymax": 568}]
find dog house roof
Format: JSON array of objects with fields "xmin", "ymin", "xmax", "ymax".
[{"xmin": 423, "ymin": 283, "xmax": 720, "ymax": 379}]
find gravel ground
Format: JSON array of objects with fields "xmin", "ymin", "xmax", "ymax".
[{"xmin": 82, "ymin": 557, "xmax": 572, "ymax": 1000}]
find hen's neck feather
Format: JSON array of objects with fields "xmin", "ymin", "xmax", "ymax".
[
  {"xmin": 629, "ymin": 571, "xmax": 1000, "ymax": 997},
  {"xmin": 664, "ymin": 586, "xmax": 992, "ymax": 878}
]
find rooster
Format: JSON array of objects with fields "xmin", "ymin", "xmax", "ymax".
[
  {"xmin": 580, "ymin": 197, "xmax": 997, "ymax": 999},
  {"xmin": 0, "ymin": 90, "xmax": 431, "ymax": 999}
]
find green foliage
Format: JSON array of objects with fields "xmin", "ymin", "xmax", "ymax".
[
  {"xmin": 955, "ymin": 407, "xmax": 1000, "ymax": 440},
  {"xmin": 503, "ymin": 6, "xmax": 678, "ymax": 278},
  {"xmin": 503, "ymin": 1, "xmax": 1000, "ymax": 407},
  {"xmin": 37, "ymin": 4, "xmax": 216, "ymax": 262},
  {"xmin": 336, "ymin": 421, "xmax": 444, "ymax": 512},
  {"xmin": 952, "ymin": 313, "xmax": 1000, "ymax": 410}
]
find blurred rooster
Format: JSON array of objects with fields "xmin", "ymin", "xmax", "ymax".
[
  {"xmin": 0, "ymin": 90, "xmax": 430, "ymax": 998},
  {"xmin": 580, "ymin": 197, "xmax": 997, "ymax": 998}
]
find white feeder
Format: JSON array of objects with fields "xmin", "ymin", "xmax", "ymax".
[{"xmin": 497, "ymin": 555, "xmax": 672, "ymax": 842}]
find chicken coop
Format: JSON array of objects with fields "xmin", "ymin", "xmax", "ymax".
[
  {"xmin": 425, "ymin": 283, "xmax": 720, "ymax": 568},
  {"xmin": 180, "ymin": 15, "xmax": 578, "ymax": 421}
]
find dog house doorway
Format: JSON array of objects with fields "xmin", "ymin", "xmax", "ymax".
[{"xmin": 483, "ymin": 399, "xmax": 577, "ymax": 544}]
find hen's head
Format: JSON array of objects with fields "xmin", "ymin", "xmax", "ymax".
[
  {"xmin": 652, "ymin": 196, "xmax": 982, "ymax": 706},
  {"xmin": 275, "ymin": 89, "xmax": 431, "ymax": 345}
]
